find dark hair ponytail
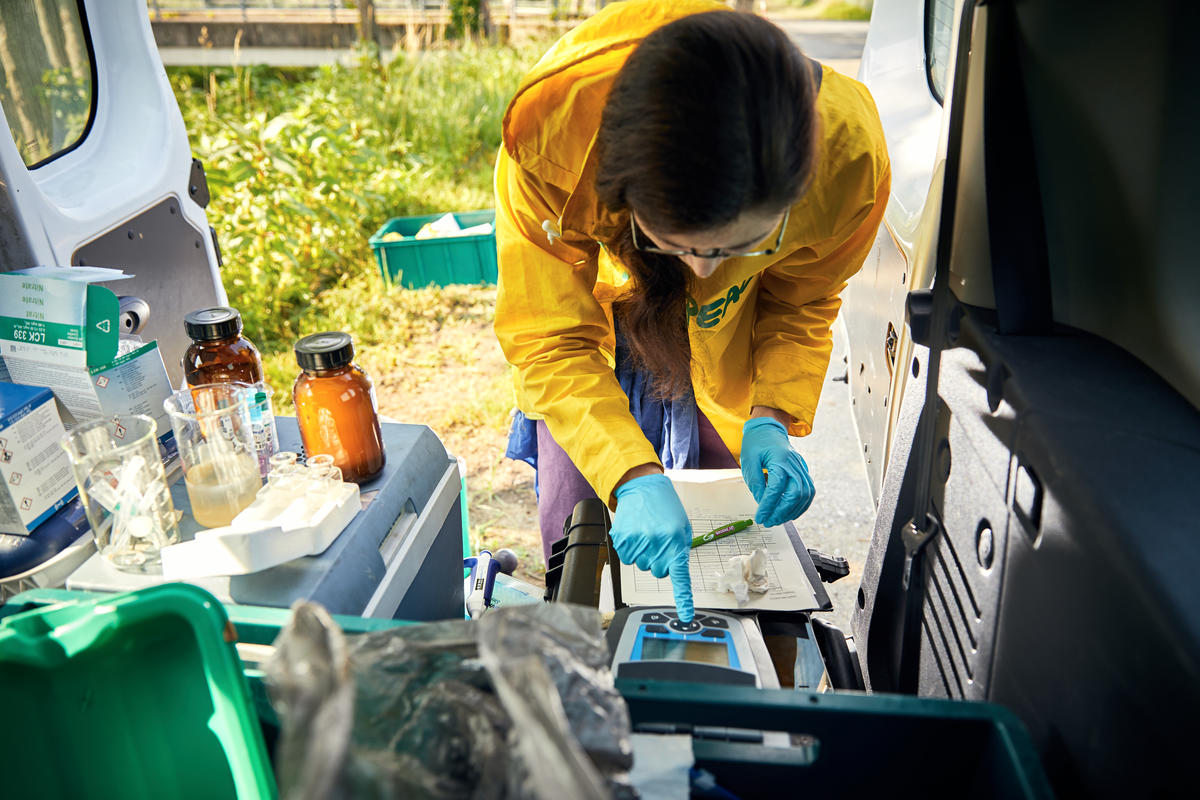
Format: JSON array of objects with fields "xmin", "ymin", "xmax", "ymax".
[{"xmin": 595, "ymin": 11, "xmax": 820, "ymax": 400}]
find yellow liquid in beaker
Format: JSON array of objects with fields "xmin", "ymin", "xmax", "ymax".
[{"xmin": 185, "ymin": 454, "xmax": 262, "ymax": 527}]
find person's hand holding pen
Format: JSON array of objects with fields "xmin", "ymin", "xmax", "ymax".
[{"xmin": 610, "ymin": 466, "xmax": 694, "ymax": 622}]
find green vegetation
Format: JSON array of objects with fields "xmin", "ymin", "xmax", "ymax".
[
  {"xmin": 449, "ymin": 0, "xmax": 487, "ymax": 37},
  {"xmin": 169, "ymin": 40, "xmax": 548, "ymax": 405},
  {"xmin": 767, "ymin": 0, "xmax": 873, "ymax": 20},
  {"xmin": 819, "ymin": 2, "xmax": 873, "ymax": 20}
]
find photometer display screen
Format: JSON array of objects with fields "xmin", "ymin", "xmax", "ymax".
[{"xmin": 641, "ymin": 637, "xmax": 730, "ymax": 666}]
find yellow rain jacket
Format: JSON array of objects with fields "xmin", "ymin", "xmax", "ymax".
[{"xmin": 494, "ymin": 0, "xmax": 890, "ymax": 507}]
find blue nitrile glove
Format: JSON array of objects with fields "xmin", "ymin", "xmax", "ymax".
[
  {"xmin": 740, "ymin": 417, "xmax": 816, "ymax": 528},
  {"xmin": 612, "ymin": 473, "xmax": 695, "ymax": 622}
]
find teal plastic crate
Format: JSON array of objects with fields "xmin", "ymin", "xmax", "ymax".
[
  {"xmin": 619, "ymin": 679, "xmax": 1053, "ymax": 798},
  {"xmin": 369, "ymin": 209, "xmax": 497, "ymax": 288}
]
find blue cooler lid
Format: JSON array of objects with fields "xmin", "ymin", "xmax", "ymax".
[{"xmin": 0, "ymin": 498, "xmax": 89, "ymax": 578}]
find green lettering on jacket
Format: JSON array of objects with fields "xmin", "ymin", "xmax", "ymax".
[{"xmin": 689, "ymin": 278, "xmax": 752, "ymax": 329}]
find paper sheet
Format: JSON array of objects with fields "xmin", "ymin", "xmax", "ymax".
[
  {"xmin": 618, "ymin": 470, "xmax": 822, "ymax": 612},
  {"xmin": 629, "ymin": 734, "xmax": 693, "ymax": 799}
]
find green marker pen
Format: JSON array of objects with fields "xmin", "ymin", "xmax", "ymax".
[{"xmin": 691, "ymin": 518, "xmax": 754, "ymax": 548}]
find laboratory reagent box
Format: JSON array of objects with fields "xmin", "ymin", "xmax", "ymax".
[{"xmin": 0, "ymin": 383, "xmax": 78, "ymax": 535}]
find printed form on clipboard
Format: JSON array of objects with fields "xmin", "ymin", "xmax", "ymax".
[{"xmin": 618, "ymin": 469, "xmax": 825, "ymax": 612}]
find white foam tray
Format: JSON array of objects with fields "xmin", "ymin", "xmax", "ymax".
[{"xmin": 161, "ymin": 482, "xmax": 360, "ymax": 579}]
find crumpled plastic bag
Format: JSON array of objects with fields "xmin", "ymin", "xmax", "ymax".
[
  {"xmin": 714, "ymin": 547, "xmax": 770, "ymax": 606},
  {"xmin": 265, "ymin": 602, "xmax": 636, "ymax": 800}
]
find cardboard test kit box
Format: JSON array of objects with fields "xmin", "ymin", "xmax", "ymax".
[
  {"xmin": 0, "ymin": 268, "xmax": 175, "ymax": 450},
  {"xmin": 0, "ymin": 382, "xmax": 78, "ymax": 535}
]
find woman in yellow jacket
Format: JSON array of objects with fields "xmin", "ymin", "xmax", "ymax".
[{"xmin": 495, "ymin": 1, "xmax": 890, "ymax": 622}]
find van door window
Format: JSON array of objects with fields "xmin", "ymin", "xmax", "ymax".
[
  {"xmin": 925, "ymin": 0, "xmax": 955, "ymax": 104},
  {"xmin": 0, "ymin": 1, "xmax": 94, "ymax": 168}
]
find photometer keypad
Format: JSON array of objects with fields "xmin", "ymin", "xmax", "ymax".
[{"xmin": 667, "ymin": 618, "xmax": 702, "ymax": 634}]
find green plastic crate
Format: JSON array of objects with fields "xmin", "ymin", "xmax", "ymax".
[
  {"xmin": 369, "ymin": 209, "xmax": 497, "ymax": 288},
  {"xmin": 0, "ymin": 584, "xmax": 275, "ymax": 800}
]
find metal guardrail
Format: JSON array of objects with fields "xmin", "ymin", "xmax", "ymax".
[
  {"xmin": 144, "ymin": 0, "xmax": 613, "ymax": 50},
  {"xmin": 146, "ymin": 1, "xmax": 608, "ymax": 16}
]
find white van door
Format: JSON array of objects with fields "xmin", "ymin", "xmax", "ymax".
[
  {"xmin": 840, "ymin": 0, "xmax": 954, "ymax": 504},
  {"xmin": 0, "ymin": 0, "xmax": 223, "ymax": 385}
]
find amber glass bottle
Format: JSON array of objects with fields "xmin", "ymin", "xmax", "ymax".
[
  {"xmin": 292, "ymin": 332, "xmax": 385, "ymax": 483},
  {"xmin": 183, "ymin": 307, "xmax": 264, "ymax": 387}
]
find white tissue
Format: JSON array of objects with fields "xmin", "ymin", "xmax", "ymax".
[{"xmin": 714, "ymin": 547, "xmax": 770, "ymax": 606}]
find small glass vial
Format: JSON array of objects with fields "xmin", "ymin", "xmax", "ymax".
[
  {"xmin": 292, "ymin": 332, "xmax": 385, "ymax": 483},
  {"xmin": 183, "ymin": 307, "xmax": 264, "ymax": 387},
  {"xmin": 305, "ymin": 453, "xmax": 343, "ymax": 485}
]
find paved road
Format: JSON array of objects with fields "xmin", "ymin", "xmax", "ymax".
[
  {"xmin": 772, "ymin": 18, "xmax": 868, "ymax": 78},
  {"xmin": 160, "ymin": 17, "xmax": 871, "ymax": 70},
  {"xmin": 158, "ymin": 47, "xmax": 359, "ymax": 67}
]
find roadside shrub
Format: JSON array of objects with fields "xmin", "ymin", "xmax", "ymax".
[{"xmin": 169, "ymin": 39, "xmax": 546, "ymax": 359}]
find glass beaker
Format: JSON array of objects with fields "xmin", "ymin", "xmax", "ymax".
[
  {"xmin": 60, "ymin": 415, "xmax": 180, "ymax": 573},
  {"xmin": 163, "ymin": 383, "xmax": 263, "ymax": 528}
]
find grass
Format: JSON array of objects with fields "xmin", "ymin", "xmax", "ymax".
[
  {"xmin": 766, "ymin": 0, "xmax": 873, "ymax": 20},
  {"xmin": 169, "ymin": 39, "xmax": 551, "ymax": 413},
  {"xmin": 255, "ymin": 275, "xmax": 501, "ymax": 412}
]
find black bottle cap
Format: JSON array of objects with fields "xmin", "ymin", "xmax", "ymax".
[
  {"xmin": 294, "ymin": 331, "xmax": 354, "ymax": 371},
  {"xmin": 185, "ymin": 307, "xmax": 242, "ymax": 342}
]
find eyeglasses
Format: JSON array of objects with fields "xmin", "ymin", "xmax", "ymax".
[{"xmin": 629, "ymin": 207, "xmax": 790, "ymax": 259}]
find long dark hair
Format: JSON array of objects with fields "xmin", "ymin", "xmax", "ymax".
[{"xmin": 595, "ymin": 11, "xmax": 820, "ymax": 399}]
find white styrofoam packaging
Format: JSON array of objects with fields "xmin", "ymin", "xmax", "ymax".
[
  {"xmin": 0, "ymin": 383, "xmax": 78, "ymax": 535},
  {"xmin": 160, "ymin": 482, "xmax": 361, "ymax": 579}
]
